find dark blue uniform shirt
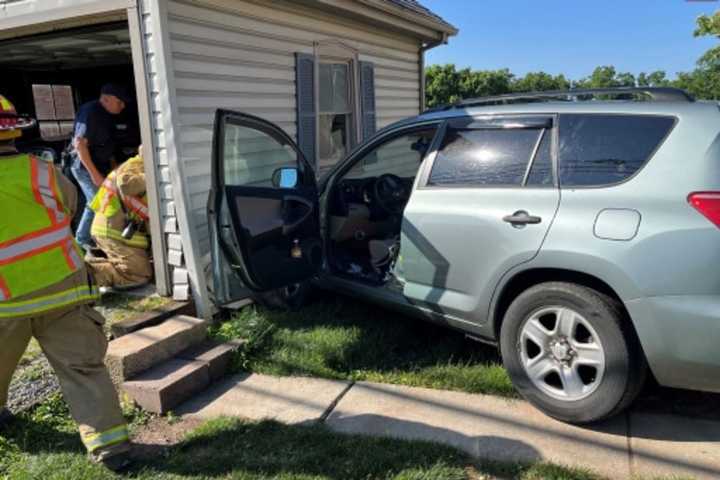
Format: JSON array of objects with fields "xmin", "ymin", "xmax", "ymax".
[{"xmin": 72, "ymin": 100, "xmax": 117, "ymax": 176}]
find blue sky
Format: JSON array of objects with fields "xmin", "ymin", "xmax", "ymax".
[{"xmin": 422, "ymin": 0, "xmax": 719, "ymax": 80}]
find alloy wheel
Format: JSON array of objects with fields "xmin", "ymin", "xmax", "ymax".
[{"xmin": 519, "ymin": 306, "xmax": 606, "ymax": 401}]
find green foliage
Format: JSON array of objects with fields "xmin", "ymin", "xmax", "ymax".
[
  {"xmin": 512, "ymin": 71, "xmax": 570, "ymax": 93},
  {"xmin": 425, "ymin": 64, "xmax": 514, "ymax": 107},
  {"xmin": 426, "ymin": 11, "xmax": 720, "ymax": 105},
  {"xmin": 573, "ymin": 66, "xmax": 636, "ymax": 89}
]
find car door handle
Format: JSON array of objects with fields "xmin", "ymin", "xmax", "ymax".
[
  {"xmin": 282, "ymin": 195, "xmax": 313, "ymax": 235},
  {"xmin": 503, "ymin": 210, "xmax": 542, "ymax": 226}
]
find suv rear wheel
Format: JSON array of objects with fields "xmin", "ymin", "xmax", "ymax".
[{"xmin": 500, "ymin": 282, "xmax": 646, "ymax": 423}]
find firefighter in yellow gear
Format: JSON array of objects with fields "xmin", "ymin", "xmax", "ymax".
[
  {"xmin": 0, "ymin": 95, "xmax": 132, "ymax": 472},
  {"xmin": 86, "ymin": 146, "xmax": 152, "ymax": 289}
]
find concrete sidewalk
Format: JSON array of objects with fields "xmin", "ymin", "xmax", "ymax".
[{"xmin": 178, "ymin": 373, "xmax": 720, "ymax": 480}]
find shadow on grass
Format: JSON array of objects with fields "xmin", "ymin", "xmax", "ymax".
[
  {"xmin": 211, "ymin": 295, "xmax": 514, "ymax": 396},
  {"xmin": 135, "ymin": 417, "xmax": 600, "ymax": 480}
]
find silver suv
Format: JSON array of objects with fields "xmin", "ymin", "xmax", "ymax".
[{"xmin": 208, "ymin": 87, "xmax": 720, "ymax": 424}]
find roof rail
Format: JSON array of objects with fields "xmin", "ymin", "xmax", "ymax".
[{"xmin": 427, "ymin": 87, "xmax": 695, "ymax": 112}]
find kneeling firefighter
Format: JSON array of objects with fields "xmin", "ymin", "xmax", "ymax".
[
  {"xmin": 0, "ymin": 95, "xmax": 131, "ymax": 471},
  {"xmin": 87, "ymin": 147, "xmax": 152, "ymax": 289}
]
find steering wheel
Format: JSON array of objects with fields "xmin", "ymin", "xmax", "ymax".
[{"xmin": 373, "ymin": 173, "xmax": 408, "ymax": 215}]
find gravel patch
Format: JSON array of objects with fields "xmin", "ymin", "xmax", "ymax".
[{"xmin": 7, "ymin": 354, "xmax": 60, "ymax": 414}]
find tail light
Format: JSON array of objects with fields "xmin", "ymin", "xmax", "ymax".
[{"xmin": 688, "ymin": 192, "xmax": 720, "ymax": 228}]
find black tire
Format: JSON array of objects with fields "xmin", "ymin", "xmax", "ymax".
[
  {"xmin": 499, "ymin": 282, "xmax": 647, "ymax": 424},
  {"xmin": 251, "ymin": 282, "xmax": 312, "ymax": 311}
]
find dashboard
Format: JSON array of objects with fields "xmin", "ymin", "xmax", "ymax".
[{"xmin": 331, "ymin": 176, "xmax": 414, "ymax": 218}]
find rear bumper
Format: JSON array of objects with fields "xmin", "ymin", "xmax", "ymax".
[{"xmin": 626, "ymin": 295, "xmax": 720, "ymax": 393}]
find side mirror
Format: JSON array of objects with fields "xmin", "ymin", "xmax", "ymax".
[{"xmin": 272, "ymin": 167, "xmax": 299, "ymax": 189}]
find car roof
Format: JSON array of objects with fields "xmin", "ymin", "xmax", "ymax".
[{"xmin": 388, "ymin": 100, "xmax": 720, "ymax": 130}]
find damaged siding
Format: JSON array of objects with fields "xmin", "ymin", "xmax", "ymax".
[{"xmin": 165, "ymin": 0, "xmax": 423, "ymax": 272}]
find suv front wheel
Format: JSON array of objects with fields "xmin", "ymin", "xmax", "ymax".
[{"xmin": 500, "ymin": 282, "xmax": 646, "ymax": 423}]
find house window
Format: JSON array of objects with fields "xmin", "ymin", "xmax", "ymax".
[
  {"xmin": 318, "ymin": 62, "xmax": 353, "ymax": 175},
  {"xmin": 295, "ymin": 43, "xmax": 376, "ymax": 176}
]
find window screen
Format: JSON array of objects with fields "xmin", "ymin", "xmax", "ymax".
[
  {"xmin": 318, "ymin": 62, "xmax": 353, "ymax": 176},
  {"xmin": 429, "ymin": 128, "xmax": 543, "ymax": 186},
  {"xmin": 558, "ymin": 114, "xmax": 675, "ymax": 187}
]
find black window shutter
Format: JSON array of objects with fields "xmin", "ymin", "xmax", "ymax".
[
  {"xmin": 359, "ymin": 61, "xmax": 377, "ymax": 141},
  {"xmin": 295, "ymin": 52, "xmax": 316, "ymax": 165}
]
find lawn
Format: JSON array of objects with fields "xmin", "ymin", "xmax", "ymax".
[
  {"xmin": 210, "ymin": 294, "xmax": 516, "ymax": 397},
  {"xmin": 0, "ymin": 395, "xmax": 602, "ymax": 480}
]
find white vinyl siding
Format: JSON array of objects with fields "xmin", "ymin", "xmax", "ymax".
[{"xmin": 166, "ymin": 0, "xmax": 422, "ymax": 258}]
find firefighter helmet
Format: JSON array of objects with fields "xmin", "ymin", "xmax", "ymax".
[{"xmin": 0, "ymin": 95, "xmax": 35, "ymax": 141}]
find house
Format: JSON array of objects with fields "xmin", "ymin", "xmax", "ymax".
[{"xmin": 0, "ymin": 0, "xmax": 457, "ymax": 317}]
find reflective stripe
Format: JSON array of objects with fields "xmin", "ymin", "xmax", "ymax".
[
  {"xmin": 91, "ymin": 224, "xmax": 149, "ymax": 249},
  {"xmin": 0, "ymin": 276, "xmax": 9, "ymax": 301},
  {"xmin": 82, "ymin": 424, "xmax": 130, "ymax": 453},
  {"xmin": 31, "ymin": 158, "xmax": 65, "ymax": 225},
  {"xmin": 98, "ymin": 177, "xmax": 117, "ymax": 213},
  {"xmin": 126, "ymin": 195, "xmax": 149, "ymax": 221},
  {"xmin": 0, "ymin": 222, "xmax": 72, "ymax": 265},
  {"xmin": 0, "ymin": 284, "xmax": 98, "ymax": 318},
  {"xmin": 61, "ymin": 238, "xmax": 83, "ymax": 271},
  {"xmin": 98, "ymin": 174, "xmax": 148, "ymax": 221}
]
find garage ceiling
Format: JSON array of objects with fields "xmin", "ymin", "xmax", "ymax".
[{"xmin": 0, "ymin": 23, "xmax": 131, "ymax": 70}]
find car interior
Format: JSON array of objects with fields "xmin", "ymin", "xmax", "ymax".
[{"xmin": 325, "ymin": 126, "xmax": 438, "ymax": 286}]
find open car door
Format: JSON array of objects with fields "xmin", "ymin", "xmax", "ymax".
[{"xmin": 208, "ymin": 110, "xmax": 322, "ymax": 306}]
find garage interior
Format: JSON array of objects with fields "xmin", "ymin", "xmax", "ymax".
[
  {"xmin": 0, "ymin": 21, "xmax": 156, "ymax": 292},
  {"xmin": 0, "ymin": 22, "xmax": 139, "ymax": 163}
]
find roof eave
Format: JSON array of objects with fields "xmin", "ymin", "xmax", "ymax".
[
  {"xmin": 359, "ymin": 0, "xmax": 457, "ymax": 37},
  {"xmin": 308, "ymin": 0, "xmax": 456, "ymax": 42}
]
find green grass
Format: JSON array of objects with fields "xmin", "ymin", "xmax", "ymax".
[
  {"xmin": 210, "ymin": 296, "xmax": 515, "ymax": 397},
  {"xmin": 97, "ymin": 293, "xmax": 176, "ymax": 325},
  {"xmin": 1, "ymin": 396, "xmax": 602, "ymax": 480}
]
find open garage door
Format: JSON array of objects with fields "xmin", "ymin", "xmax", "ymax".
[{"xmin": 0, "ymin": 21, "xmax": 164, "ymax": 296}]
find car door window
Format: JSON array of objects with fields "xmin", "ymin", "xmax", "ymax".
[
  {"xmin": 343, "ymin": 128, "xmax": 438, "ymax": 180},
  {"xmin": 526, "ymin": 129, "xmax": 554, "ymax": 187},
  {"xmin": 428, "ymin": 127, "xmax": 543, "ymax": 187},
  {"xmin": 223, "ymin": 122, "xmax": 299, "ymax": 187}
]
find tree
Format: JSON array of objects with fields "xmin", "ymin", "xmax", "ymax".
[
  {"xmin": 695, "ymin": 10, "xmax": 720, "ymax": 69},
  {"xmin": 637, "ymin": 71, "xmax": 671, "ymax": 87},
  {"xmin": 459, "ymin": 68, "xmax": 514, "ymax": 98},
  {"xmin": 425, "ymin": 64, "xmax": 462, "ymax": 108},
  {"xmin": 511, "ymin": 72, "xmax": 570, "ymax": 92},
  {"xmin": 573, "ymin": 66, "xmax": 636, "ymax": 89},
  {"xmin": 425, "ymin": 65, "xmax": 514, "ymax": 108}
]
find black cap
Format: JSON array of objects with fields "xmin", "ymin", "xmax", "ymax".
[{"xmin": 100, "ymin": 83, "xmax": 131, "ymax": 104}]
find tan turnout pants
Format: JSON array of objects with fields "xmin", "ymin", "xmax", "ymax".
[
  {"xmin": 0, "ymin": 303, "xmax": 128, "ymax": 458},
  {"xmin": 87, "ymin": 237, "xmax": 152, "ymax": 288}
]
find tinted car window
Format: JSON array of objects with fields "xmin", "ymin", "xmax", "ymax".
[
  {"xmin": 559, "ymin": 115, "xmax": 675, "ymax": 186},
  {"xmin": 526, "ymin": 130, "xmax": 554, "ymax": 186},
  {"xmin": 429, "ymin": 128, "xmax": 542, "ymax": 186}
]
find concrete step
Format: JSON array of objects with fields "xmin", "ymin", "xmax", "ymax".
[
  {"xmin": 122, "ymin": 340, "xmax": 244, "ymax": 413},
  {"xmin": 123, "ymin": 359, "xmax": 210, "ymax": 414},
  {"xmin": 110, "ymin": 301, "xmax": 196, "ymax": 338},
  {"xmin": 105, "ymin": 315, "xmax": 208, "ymax": 384},
  {"xmin": 177, "ymin": 339, "xmax": 246, "ymax": 381}
]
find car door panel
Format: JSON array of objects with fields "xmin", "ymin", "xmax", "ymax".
[
  {"xmin": 208, "ymin": 109, "xmax": 321, "ymax": 303},
  {"xmin": 401, "ymin": 115, "xmax": 560, "ymax": 325}
]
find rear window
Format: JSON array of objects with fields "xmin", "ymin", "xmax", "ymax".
[{"xmin": 558, "ymin": 114, "xmax": 675, "ymax": 187}]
